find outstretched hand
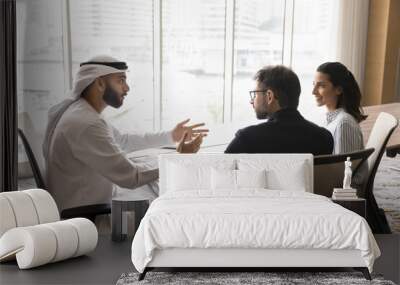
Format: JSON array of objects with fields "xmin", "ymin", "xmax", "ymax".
[
  {"xmin": 176, "ymin": 131, "xmax": 204, "ymax": 153},
  {"xmin": 171, "ymin": 119, "xmax": 209, "ymax": 143}
]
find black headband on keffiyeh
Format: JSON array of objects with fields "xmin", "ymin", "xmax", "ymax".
[{"xmin": 79, "ymin": 61, "xmax": 128, "ymax": 70}]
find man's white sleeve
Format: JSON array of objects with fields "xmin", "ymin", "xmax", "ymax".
[
  {"xmin": 110, "ymin": 124, "xmax": 174, "ymax": 152},
  {"xmin": 71, "ymin": 121, "xmax": 159, "ymax": 189}
]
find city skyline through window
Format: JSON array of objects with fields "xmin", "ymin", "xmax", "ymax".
[{"xmin": 16, "ymin": 0, "xmax": 340, "ymax": 175}]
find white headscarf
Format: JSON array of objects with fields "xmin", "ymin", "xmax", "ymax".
[
  {"xmin": 43, "ymin": 55, "xmax": 128, "ymax": 161},
  {"xmin": 70, "ymin": 55, "xmax": 129, "ymax": 99}
]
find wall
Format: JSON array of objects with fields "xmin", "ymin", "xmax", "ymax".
[{"xmin": 364, "ymin": 0, "xmax": 400, "ymax": 106}]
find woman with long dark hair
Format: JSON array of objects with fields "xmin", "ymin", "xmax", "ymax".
[{"xmin": 312, "ymin": 62, "xmax": 367, "ymax": 154}]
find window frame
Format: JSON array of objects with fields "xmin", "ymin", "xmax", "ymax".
[{"xmin": 61, "ymin": 0, "xmax": 301, "ymax": 131}]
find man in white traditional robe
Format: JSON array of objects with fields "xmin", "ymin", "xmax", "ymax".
[{"xmin": 43, "ymin": 55, "xmax": 207, "ymax": 211}]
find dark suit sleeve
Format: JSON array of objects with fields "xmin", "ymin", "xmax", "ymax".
[
  {"xmin": 325, "ymin": 129, "xmax": 334, "ymax": 154},
  {"xmin": 224, "ymin": 129, "xmax": 248, "ymax": 153}
]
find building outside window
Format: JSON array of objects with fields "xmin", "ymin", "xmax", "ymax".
[{"xmin": 16, "ymin": 0, "xmax": 340, "ymax": 187}]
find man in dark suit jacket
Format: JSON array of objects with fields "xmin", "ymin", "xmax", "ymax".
[{"xmin": 225, "ymin": 65, "xmax": 333, "ymax": 155}]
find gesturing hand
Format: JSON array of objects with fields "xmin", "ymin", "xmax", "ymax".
[
  {"xmin": 176, "ymin": 132, "xmax": 204, "ymax": 153},
  {"xmin": 171, "ymin": 118, "xmax": 209, "ymax": 143}
]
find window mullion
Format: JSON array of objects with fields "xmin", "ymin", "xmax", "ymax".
[
  {"xmin": 282, "ymin": 0, "xmax": 294, "ymax": 67},
  {"xmin": 153, "ymin": 0, "xmax": 162, "ymax": 131},
  {"xmin": 223, "ymin": 0, "xmax": 235, "ymax": 123},
  {"xmin": 62, "ymin": 0, "xmax": 72, "ymax": 92}
]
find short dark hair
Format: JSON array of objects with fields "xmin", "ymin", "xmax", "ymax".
[
  {"xmin": 253, "ymin": 65, "xmax": 301, "ymax": 109},
  {"xmin": 317, "ymin": 62, "xmax": 367, "ymax": 122}
]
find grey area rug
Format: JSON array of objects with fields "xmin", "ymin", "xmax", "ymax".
[
  {"xmin": 374, "ymin": 156, "xmax": 400, "ymax": 233},
  {"xmin": 116, "ymin": 272, "xmax": 395, "ymax": 285}
]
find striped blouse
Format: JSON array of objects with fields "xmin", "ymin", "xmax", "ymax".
[{"xmin": 325, "ymin": 108, "xmax": 364, "ymax": 155}]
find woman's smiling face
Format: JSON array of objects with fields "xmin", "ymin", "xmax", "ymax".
[{"xmin": 312, "ymin": 71, "xmax": 341, "ymax": 111}]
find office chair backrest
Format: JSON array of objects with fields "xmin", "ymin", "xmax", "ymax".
[
  {"xmin": 313, "ymin": 148, "xmax": 374, "ymax": 197},
  {"xmin": 18, "ymin": 129, "xmax": 46, "ymax": 189},
  {"xmin": 365, "ymin": 112, "xmax": 398, "ymax": 179},
  {"xmin": 363, "ymin": 112, "xmax": 398, "ymax": 233}
]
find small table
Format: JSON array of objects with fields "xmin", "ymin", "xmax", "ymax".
[
  {"xmin": 332, "ymin": 198, "xmax": 366, "ymax": 218},
  {"xmin": 111, "ymin": 151, "xmax": 169, "ymax": 242},
  {"xmin": 112, "ymin": 187, "xmax": 156, "ymax": 242}
]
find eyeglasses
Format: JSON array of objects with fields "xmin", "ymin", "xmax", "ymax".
[{"xmin": 249, "ymin": 90, "xmax": 268, "ymax": 101}]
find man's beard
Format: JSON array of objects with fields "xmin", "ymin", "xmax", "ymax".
[
  {"xmin": 103, "ymin": 84, "xmax": 123, "ymax": 108},
  {"xmin": 255, "ymin": 104, "xmax": 270, "ymax": 119}
]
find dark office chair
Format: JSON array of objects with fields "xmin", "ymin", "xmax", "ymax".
[
  {"xmin": 18, "ymin": 128, "xmax": 46, "ymax": 189},
  {"xmin": 362, "ymin": 112, "xmax": 398, "ymax": 234},
  {"xmin": 314, "ymin": 112, "xmax": 398, "ymax": 233},
  {"xmin": 313, "ymin": 148, "xmax": 374, "ymax": 198},
  {"xmin": 60, "ymin": 204, "xmax": 111, "ymax": 222},
  {"xmin": 18, "ymin": 128, "xmax": 111, "ymax": 222}
]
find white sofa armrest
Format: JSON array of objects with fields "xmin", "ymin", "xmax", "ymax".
[
  {"xmin": 0, "ymin": 189, "xmax": 60, "ymax": 237},
  {"xmin": 0, "ymin": 218, "xmax": 98, "ymax": 269}
]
